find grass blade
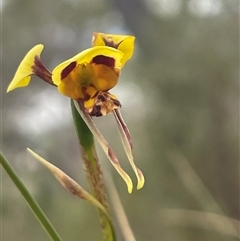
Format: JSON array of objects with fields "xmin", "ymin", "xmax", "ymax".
[{"xmin": 0, "ymin": 151, "xmax": 63, "ymax": 241}]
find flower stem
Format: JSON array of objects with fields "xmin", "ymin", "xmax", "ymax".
[
  {"xmin": 0, "ymin": 151, "xmax": 63, "ymax": 241},
  {"xmin": 71, "ymin": 99, "xmax": 116, "ymax": 241}
]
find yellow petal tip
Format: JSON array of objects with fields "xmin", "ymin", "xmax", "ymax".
[
  {"xmin": 137, "ymin": 170, "xmax": 145, "ymax": 190},
  {"xmin": 127, "ymin": 183, "xmax": 133, "ymax": 194},
  {"xmin": 137, "ymin": 180, "xmax": 145, "ymax": 190}
]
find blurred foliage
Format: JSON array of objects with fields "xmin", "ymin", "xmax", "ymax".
[{"xmin": 1, "ymin": 0, "xmax": 239, "ymax": 240}]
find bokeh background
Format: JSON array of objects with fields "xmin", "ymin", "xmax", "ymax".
[{"xmin": 1, "ymin": 0, "xmax": 239, "ymax": 240}]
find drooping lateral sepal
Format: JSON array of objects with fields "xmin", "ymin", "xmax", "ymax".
[
  {"xmin": 73, "ymin": 100, "xmax": 133, "ymax": 193},
  {"xmin": 113, "ymin": 109, "xmax": 145, "ymax": 190}
]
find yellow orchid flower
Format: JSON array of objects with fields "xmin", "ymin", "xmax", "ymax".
[
  {"xmin": 52, "ymin": 46, "xmax": 123, "ymax": 97},
  {"xmin": 92, "ymin": 32, "xmax": 135, "ymax": 67},
  {"xmin": 52, "ymin": 46, "xmax": 124, "ymax": 115},
  {"xmin": 7, "ymin": 33, "xmax": 145, "ymax": 192}
]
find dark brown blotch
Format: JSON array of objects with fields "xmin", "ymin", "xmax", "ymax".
[
  {"xmin": 61, "ymin": 61, "xmax": 77, "ymax": 79},
  {"xmin": 92, "ymin": 55, "xmax": 115, "ymax": 68},
  {"xmin": 91, "ymin": 105, "xmax": 103, "ymax": 117}
]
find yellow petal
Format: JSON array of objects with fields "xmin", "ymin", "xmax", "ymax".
[
  {"xmin": 57, "ymin": 64, "xmax": 94, "ymax": 99},
  {"xmin": 84, "ymin": 98, "xmax": 95, "ymax": 109},
  {"xmin": 117, "ymin": 36, "xmax": 135, "ymax": 67},
  {"xmin": 91, "ymin": 64, "xmax": 118, "ymax": 91},
  {"xmin": 7, "ymin": 44, "xmax": 44, "ymax": 92},
  {"xmin": 52, "ymin": 46, "xmax": 123, "ymax": 99},
  {"xmin": 92, "ymin": 32, "xmax": 135, "ymax": 67},
  {"xmin": 52, "ymin": 46, "xmax": 123, "ymax": 86}
]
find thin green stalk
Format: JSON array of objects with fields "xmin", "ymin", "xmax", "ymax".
[
  {"xmin": 71, "ymin": 99, "xmax": 116, "ymax": 241},
  {"xmin": 0, "ymin": 152, "xmax": 63, "ymax": 241}
]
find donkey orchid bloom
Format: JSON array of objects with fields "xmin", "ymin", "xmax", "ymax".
[{"xmin": 7, "ymin": 33, "xmax": 145, "ymax": 192}]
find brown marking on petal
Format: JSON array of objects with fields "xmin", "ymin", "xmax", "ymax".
[
  {"xmin": 114, "ymin": 109, "xmax": 133, "ymax": 150},
  {"xmin": 92, "ymin": 55, "xmax": 115, "ymax": 68},
  {"xmin": 98, "ymin": 94, "xmax": 106, "ymax": 102},
  {"xmin": 103, "ymin": 38, "xmax": 123, "ymax": 49},
  {"xmin": 81, "ymin": 87, "xmax": 90, "ymax": 101},
  {"xmin": 86, "ymin": 91, "xmax": 121, "ymax": 117},
  {"xmin": 34, "ymin": 56, "xmax": 45, "ymax": 70},
  {"xmin": 32, "ymin": 56, "xmax": 56, "ymax": 86},
  {"xmin": 108, "ymin": 148, "xmax": 119, "ymax": 164},
  {"xmin": 61, "ymin": 61, "xmax": 77, "ymax": 79},
  {"xmin": 91, "ymin": 89, "xmax": 99, "ymax": 99},
  {"xmin": 110, "ymin": 97, "xmax": 121, "ymax": 108},
  {"xmin": 92, "ymin": 105, "xmax": 103, "ymax": 117},
  {"xmin": 137, "ymin": 168, "xmax": 143, "ymax": 177}
]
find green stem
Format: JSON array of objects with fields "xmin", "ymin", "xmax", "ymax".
[
  {"xmin": 71, "ymin": 99, "xmax": 116, "ymax": 241},
  {"xmin": 0, "ymin": 152, "xmax": 63, "ymax": 241}
]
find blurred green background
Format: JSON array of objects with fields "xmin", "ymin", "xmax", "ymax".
[{"xmin": 1, "ymin": 0, "xmax": 239, "ymax": 240}]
